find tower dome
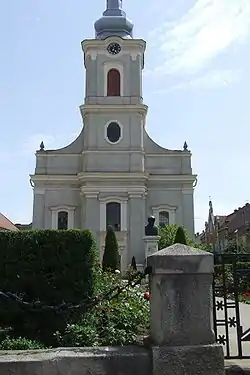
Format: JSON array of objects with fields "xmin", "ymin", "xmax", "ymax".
[{"xmin": 94, "ymin": 0, "xmax": 134, "ymax": 39}]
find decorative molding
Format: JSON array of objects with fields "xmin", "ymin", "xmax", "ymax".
[
  {"xmin": 30, "ymin": 173, "xmax": 196, "ymax": 186},
  {"xmin": 80, "ymin": 103, "xmax": 148, "ymax": 118},
  {"xmin": 78, "ymin": 172, "xmax": 148, "ymax": 182},
  {"xmin": 147, "ymin": 152, "xmax": 192, "ymax": 157},
  {"xmin": 82, "ymin": 149, "xmax": 144, "ymax": 154},
  {"xmin": 99, "ymin": 196, "xmax": 128, "ymax": 203},
  {"xmin": 149, "ymin": 174, "xmax": 197, "ymax": 183},
  {"xmin": 34, "ymin": 188, "xmax": 46, "ymax": 195},
  {"xmin": 82, "ymin": 37, "xmax": 146, "ymax": 53},
  {"xmin": 81, "ymin": 186, "xmax": 146, "ymax": 197},
  {"xmin": 104, "ymin": 120, "xmax": 123, "ymax": 145},
  {"xmin": 103, "ymin": 62, "xmax": 124, "ymax": 96},
  {"xmin": 129, "ymin": 193, "xmax": 146, "ymax": 199},
  {"xmin": 36, "ymin": 153, "xmax": 80, "ymax": 157},
  {"xmin": 30, "ymin": 174, "xmax": 79, "ymax": 184},
  {"xmin": 152, "ymin": 204, "xmax": 177, "ymax": 211},
  {"xmin": 83, "ymin": 192, "xmax": 99, "ymax": 199},
  {"xmin": 46, "ymin": 187, "xmax": 80, "ymax": 191},
  {"xmin": 131, "ymin": 52, "xmax": 139, "ymax": 61}
]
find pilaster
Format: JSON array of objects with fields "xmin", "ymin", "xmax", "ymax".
[
  {"xmin": 32, "ymin": 188, "xmax": 45, "ymax": 229},
  {"xmin": 83, "ymin": 192, "xmax": 100, "ymax": 245},
  {"xmin": 128, "ymin": 192, "xmax": 146, "ymax": 265},
  {"xmin": 182, "ymin": 187, "xmax": 195, "ymax": 237}
]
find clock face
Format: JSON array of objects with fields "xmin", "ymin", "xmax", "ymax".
[{"xmin": 107, "ymin": 43, "xmax": 121, "ymax": 55}]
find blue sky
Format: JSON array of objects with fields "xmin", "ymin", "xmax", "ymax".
[{"xmin": 1, "ymin": 0, "xmax": 250, "ymax": 232}]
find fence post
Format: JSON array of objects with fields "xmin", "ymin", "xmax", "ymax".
[{"xmin": 147, "ymin": 243, "xmax": 225, "ymax": 375}]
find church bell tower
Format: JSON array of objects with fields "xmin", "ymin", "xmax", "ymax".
[
  {"xmin": 80, "ymin": 0, "xmax": 147, "ymax": 171},
  {"xmin": 79, "ymin": 0, "xmax": 148, "ymax": 268}
]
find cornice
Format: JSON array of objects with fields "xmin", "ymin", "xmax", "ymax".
[
  {"xmin": 80, "ymin": 103, "xmax": 148, "ymax": 118},
  {"xmin": 82, "ymin": 38, "xmax": 146, "ymax": 68},
  {"xmin": 30, "ymin": 174, "xmax": 79, "ymax": 185},
  {"xmin": 146, "ymin": 152, "xmax": 192, "ymax": 157},
  {"xmin": 148, "ymin": 174, "xmax": 197, "ymax": 183},
  {"xmin": 30, "ymin": 173, "xmax": 196, "ymax": 186},
  {"xmin": 78, "ymin": 172, "xmax": 149, "ymax": 182}
]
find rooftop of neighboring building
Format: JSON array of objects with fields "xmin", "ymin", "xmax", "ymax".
[
  {"xmin": 15, "ymin": 223, "xmax": 32, "ymax": 231},
  {"xmin": 0, "ymin": 213, "xmax": 19, "ymax": 231}
]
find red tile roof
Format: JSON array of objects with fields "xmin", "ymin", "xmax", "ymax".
[{"xmin": 0, "ymin": 213, "xmax": 19, "ymax": 231}]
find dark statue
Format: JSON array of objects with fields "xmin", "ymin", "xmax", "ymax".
[{"xmin": 145, "ymin": 216, "xmax": 158, "ymax": 236}]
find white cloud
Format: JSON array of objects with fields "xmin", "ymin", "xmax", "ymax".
[
  {"xmin": 173, "ymin": 69, "xmax": 241, "ymax": 90},
  {"xmin": 149, "ymin": 0, "xmax": 250, "ymax": 76},
  {"xmin": 23, "ymin": 129, "xmax": 81, "ymax": 155}
]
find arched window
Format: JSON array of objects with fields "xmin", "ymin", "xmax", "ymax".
[
  {"xmin": 57, "ymin": 211, "xmax": 68, "ymax": 230},
  {"xmin": 106, "ymin": 202, "xmax": 121, "ymax": 231},
  {"xmin": 159, "ymin": 211, "xmax": 169, "ymax": 228},
  {"xmin": 107, "ymin": 69, "xmax": 121, "ymax": 96}
]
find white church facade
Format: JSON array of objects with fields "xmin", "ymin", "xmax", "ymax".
[{"xmin": 30, "ymin": 0, "xmax": 196, "ymax": 269}]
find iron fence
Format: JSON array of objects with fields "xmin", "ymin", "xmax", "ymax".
[{"xmin": 213, "ymin": 253, "xmax": 250, "ymax": 359}]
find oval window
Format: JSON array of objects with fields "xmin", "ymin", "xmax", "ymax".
[{"xmin": 106, "ymin": 122, "xmax": 121, "ymax": 143}]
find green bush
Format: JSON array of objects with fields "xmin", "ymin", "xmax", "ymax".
[
  {"xmin": 0, "ymin": 229, "xmax": 97, "ymax": 346},
  {"xmin": 55, "ymin": 268, "xmax": 149, "ymax": 347},
  {"xmin": 102, "ymin": 226, "xmax": 120, "ymax": 272},
  {"xmin": 173, "ymin": 226, "xmax": 187, "ymax": 245},
  {"xmin": 0, "ymin": 337, "xmax": 46, "ymax": 350},
  {"xmin": 214, "ymin": 261, "xmax": 250, "ymax": 294},
  {"xmin": 159, "ymin": 224, "xmax": 210, "ymax": 251}
]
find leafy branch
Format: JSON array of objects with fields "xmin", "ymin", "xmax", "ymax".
[{"xmin": 0, "ymin": 267, "xmax": 151, "ymax": 314}]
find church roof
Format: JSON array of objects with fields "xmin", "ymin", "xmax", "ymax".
[
  {"xmin": 0, "ymin": 213, "xmax": 19, "ymax": 231},
  {"xmin": 94, "ymin": 0, "xmax": 134, "ymax": 39}
]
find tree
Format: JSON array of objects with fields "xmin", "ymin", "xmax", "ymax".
[
  {"xmin": 173, "ymin": 226, "xmax": 187, "ymax": 245},
  {"xmin": 102, "ymin": 226, "xmax": 120, "ymax": 272},
  {"xmin": 159, "ymin": 224, "xmax": 210, "ymax": 251},
  {"xmin": 158, "ymin": 225, "xmax": 179, "ymax": 250}
]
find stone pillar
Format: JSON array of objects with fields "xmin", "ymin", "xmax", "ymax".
[
  {"xmin": 147, "ymin": 243, "xmax": 224, "ymax": 375},
  {"xmin": 143, "ymin": 236, "xmax": 160, "ymax": 259}
]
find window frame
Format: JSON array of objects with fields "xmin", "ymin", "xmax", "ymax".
[
  {"xmin": 107, "ymin": 68, "xmax": 121, "ymax": 96},
  {"xmin": 50, "ymin": 205, "xmax": 75, "ymax": 230},
  {"xmin": 152, "ymin": 205, "xmax": 177, "ymax": 227},
  {"xmin": 106, "ymin": 201, "xmax": 122, "ymax": 232},
  {"xmin": 100, "ymin": 197, "xmax": 128, "ymax": 232},
  {"xmin": 159, "ymin": 211, "xmax": 170, "ymax": 228},
  {"xmin": 104, "ymin": 62, "xmax": 124, "ymax": 96},
  {"xmin": 105, "ymin": 120, "xmax": 123, "ymax": 145}
]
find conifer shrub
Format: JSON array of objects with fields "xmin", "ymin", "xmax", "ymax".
[
  {"xmin": 131, "ymin": 256, "xmax": 137, "ymax": 271},
  {"xmin": 173, "ymin": 226, "xmax": 187, "ymax": 245},
  {"xmin": 102, "ymin": 226, "xmax": 120, "ymax": 272}
]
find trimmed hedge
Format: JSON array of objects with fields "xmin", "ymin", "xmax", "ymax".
[{"xmin": 0, "ymin": 229, "xmax": 97, "ymax": 345}]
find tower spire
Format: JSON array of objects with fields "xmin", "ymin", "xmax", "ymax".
[{"xmin": 94, "ymin": 0, "xmax": 133, "ymax": 39}]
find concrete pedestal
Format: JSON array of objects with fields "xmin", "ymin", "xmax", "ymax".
[
  {"xmin": 147, "ymin": 243, "xmax": 225, "ymax": 375},
  {"xmin": 143, "ymin": 235, "xmax": 160, "ymax": 260}
]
